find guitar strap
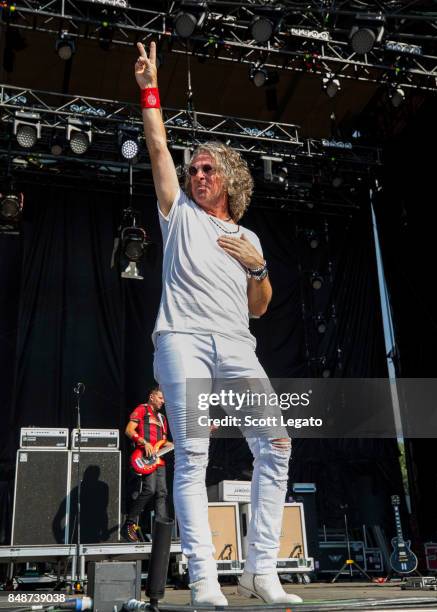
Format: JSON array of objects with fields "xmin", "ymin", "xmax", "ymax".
[{"xmin": 157, "ymin": 412, "xmax": 167, "ymax": 436}]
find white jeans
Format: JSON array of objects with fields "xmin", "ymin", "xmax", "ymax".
[{"xmin": 154, "ymin": 331, "xmax": 291, "ymax": 582}]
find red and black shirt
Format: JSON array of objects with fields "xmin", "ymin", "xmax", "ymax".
[{"xmin": 129, "ymin": 403, "xmax": 168, "ymax": 465}]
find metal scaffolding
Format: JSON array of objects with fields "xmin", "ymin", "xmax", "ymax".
[
  {"xmin": 0, "ymin": 84, "xmax": 380, "ymax": 163},
  {"xmin": 2, "ymin": 0, "xmax": 437, "ymax": 91},
  {"xmin": 0, "ymin": 84, "xmax": 379, "ymax": 214}
]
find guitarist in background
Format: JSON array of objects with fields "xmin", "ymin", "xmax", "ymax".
[{"xmin": 122, "ymin": 387, "xmax": 170, "ymax": 542}]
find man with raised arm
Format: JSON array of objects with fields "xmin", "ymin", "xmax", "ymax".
[{"xmin": 134, "ymin": 41, "xmax": 302, "ymax": 607}]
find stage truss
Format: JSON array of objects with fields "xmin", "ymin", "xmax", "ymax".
[
  {"xmin": 1, "ymin": 0, "xmax": 437, "ymax": 92},
  {"xmin": 0, "ymin": 84, "xmax": 380, "ymax": 214}
]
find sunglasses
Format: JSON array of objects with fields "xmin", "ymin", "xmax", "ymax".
[{"xmin": 187, "ymin": 164, "xmax": 215, "ymax": 177}]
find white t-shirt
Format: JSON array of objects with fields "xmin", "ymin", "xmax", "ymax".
[{"xmin": 152, "ymin": 189, "xmax": 263, "ymax": 348}]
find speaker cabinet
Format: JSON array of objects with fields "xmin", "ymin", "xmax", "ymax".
[
  {"xmin": 208, "ymin": 503, "xmax": 242, "ymax": 562},
  {"xmin": 239, "ymin": 502, "xmax": 308, "ymax": 560},
  {"xmin": 318, "ymin": 541, "xmax": 365, "ymax": 573},
  {"xmin": 12, "ymin": 449, "xmax": 71, "ymax": 545},
  {"xmin": 88, "ymin": 561, "xmax": 141, "ymax": 612},
  {"xmin": 69, "ymin": 450, "xmax": 121, "ymax": 544}
]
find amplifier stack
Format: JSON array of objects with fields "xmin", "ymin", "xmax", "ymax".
[{"xmin": 12, "ymin": 428, "xmax": 121, "ymax": 546}]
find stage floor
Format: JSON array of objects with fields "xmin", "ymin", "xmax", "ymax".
[{"xmin": 161, "ymin": 581, "xmax": 437, "ymax": 610}]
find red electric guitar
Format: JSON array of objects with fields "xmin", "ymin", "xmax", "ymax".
[{"xmin": 130, "ymin": 439, "xmax": 174, "ymax": 475}]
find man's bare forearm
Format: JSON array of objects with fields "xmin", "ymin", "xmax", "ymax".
[
  {"xmin": 141, "ymin": 107, "xmax": 167, "ymax": 154},
  {"xmin": 248, "ymin": 276, "xmax": 272, "ymax": 317}
]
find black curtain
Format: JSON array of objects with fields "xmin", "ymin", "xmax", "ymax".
[{"xmin": 375, "ymin": 97, "xmax": 437, "ymax": 541}]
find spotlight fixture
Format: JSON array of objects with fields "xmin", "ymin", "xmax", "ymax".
[
  {"xmin": 250, "ymin": 15, "xmax": 274, "ymax": 43},
  {"xmin": 174, "ymin": 1, "xmax": 206, "ymax": 38},
  {"xmin": 67, "ymin": 118, "xmax": 92, "ymax": 155},
  {"xmin": 389, "ymin": 86, "xmax": 405, "ymax": 108},
  {"xmin": 122, "ymin": 226, "xmax": 147, "ymax": 262},
  {"xmin": 250, "ymin": 65, "xmax": 268, "ymax": 87},
  {"xmin": 349, "ymin": 14, "xmax": 385, "ymax": 55},
  {"xmin": 13, "ymin": 112, "xmax": 41, "ymax": 149},
  {"xmin": 311, "ymin": 273, "xmax": 323, "ymax": 290},
  {"xmin": 50, "ymin": 133, "xmax": 64, "ymax": 156},
  {"xmin": 277, "ymin": 166, "xmax": 288, "ymax": 183},
  {"xmin": 0, "ymin": 191, "xmax": 23, "ymax": 224},
  {"xmin": 249, "ymin": 65, "xmax": 278, "ymax": 88},
  {"xmin": 0, "ymin": 189, "xmax": 24, "ymax": 235},
  {"xmin": 322, "ymin": 73, "xmax": 341, "ymax": 98},
  {"xmin": 55, "ymin": 31, "xmax": 76, "ymax": 60},
  {"xmin": 118, "ymin": 126, "xmax": 140, "ymax": 160},
  {"xmin": 120, "ymin": 208, "xmax": 148, "ymax": 280}
]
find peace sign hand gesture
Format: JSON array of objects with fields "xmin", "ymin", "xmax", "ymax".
[{"xmin": 135, "ymin": 41, "xmax": 158, "ymax": 90}]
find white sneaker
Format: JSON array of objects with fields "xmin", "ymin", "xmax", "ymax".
[
  {"xmin": 238, "ymin": 571, "xmax": 303, "ymax": 604},
  {"xmin": 189, "ymin": 577, "xmax": 228, "ymax": 606}
]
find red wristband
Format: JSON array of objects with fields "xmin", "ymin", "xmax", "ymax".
[
  {"xmin": 132, "ymin": 432, "xmax": 140, "ymax": 442},
  {"xmin": 141, "ymin": 88, "xmax": 160, "ymax": 109}
]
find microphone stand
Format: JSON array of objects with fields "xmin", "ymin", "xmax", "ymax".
[{"xmin": 73, "ymin": 382, "xmax": 85, "ymax": 593}]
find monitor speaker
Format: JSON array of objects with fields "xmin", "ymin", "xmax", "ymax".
[{"xmin": 87, "ymin": 561, "xmax": 141, "ymax": 612}]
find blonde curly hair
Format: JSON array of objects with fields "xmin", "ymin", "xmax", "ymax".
[{"xmin": 184, "ymin": 141, "xmax": 254, "ymax": 222}]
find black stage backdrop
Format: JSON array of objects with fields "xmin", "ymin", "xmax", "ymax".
[
  {"xmin": 0, "ymin": 180, "xmax": 402, "ymax": 542},
  {"xmin": 375, "ymin": 97, "xmax": 437, "ymax": 542}
]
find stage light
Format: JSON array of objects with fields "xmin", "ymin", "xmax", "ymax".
[
  {"xmin": 322, "ymin": 368, "xmax": 331, "ymax": 378},
  {"xmin": 121, "ymin": 227, "xmax": 147, "ymax": 280},
  {"xmin": 67, "ymin": 118, "xmax": 92, "ymax": 155},
  {"xmin": 277, "ymin": 167, "xmax": 288, "ymax": 184},
  {"xmin": 119, "ymin": 126, "xmax": 140, "ymax": 160},
  {"xmin": 174, "ymin": 2, "xmax": 206, "ymax": 38},
  {"xmin": 249, "ymin": 65, "xmax": 278, "ymax": 88},
  {"xmin": 122, "ymin": 226, "xmax": 146, "ymax": 261},
  {"xmin": 119, "ymin": 208, "xmax": 149, "ymax": 280},
  {"xmin": 13, "ymin": 112, "xmax": 41, "ymax": 149},
  {"xmin": 175, "ymin": 12, "xmax": 197, "ymax": 37},
  {"xmin": 349, "ymin": 14, "xmax": 384, "ymax": 55},
  {"xmin": 250, "ymin": 65, "xmax": 268, "ymax": 87},
  {"xmin": 0, "ymin": 189, "xmax": 24, "ymax": 235},
  {"xmin": 50, "ymin": 134, "xmax": 64, "ymax": 156},
  {"xmin": 250, "ymin": 16, "xmax": 274, "ymax": 43},
  {"xmin": 0, "ymin": 192, "xmax": 23, "ymax": 223},
  {"xmin": 323, "ymin": 73, "xmax": 341, "ymax": 98},
  {"xmin": 389, "ymin": 87, "xmax": 405, "ymax": 108},
  {"xmin": 121, "ymin": 139, "xmax": 139, "ymax": 160},
  {"xmin": 311, "ymin": 274, "xmax": 323, "ymax": 290},
  {"xmin": 56, "ymin": 31, "xmax": 76, "ymax": 60}
]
